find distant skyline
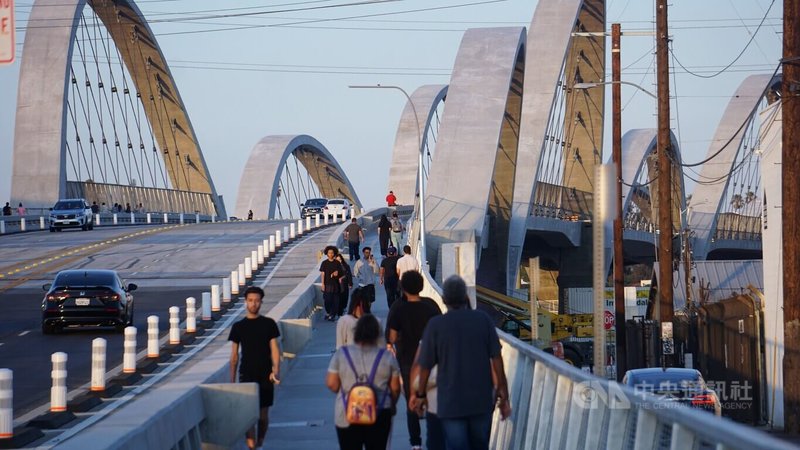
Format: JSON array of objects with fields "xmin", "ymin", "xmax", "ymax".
[{"xmin": 0, "ymin": 0, "xmax": 782, "ymax": 212}]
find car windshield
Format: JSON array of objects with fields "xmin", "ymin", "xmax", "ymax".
[
  {"xmin": 53, "ymin": 201, "xmax": 84, "ymax": 210},
  {"xmin": 328, "ymin": 200, "xmax": 345, "ymax": 205},
  {"xmin": 305, "ymin": 199, "xmax": 327, "ymax": 207},
  {"xmin": 54, "ymin": 272, "xmax": 116, "ymax": 288}
]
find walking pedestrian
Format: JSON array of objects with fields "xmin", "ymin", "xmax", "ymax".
[
  {"xmin": 396, "ymin": 245, "xmax": 419, "ymax": 282},
  {"xmin": 228, "ymin": 286, "xmax": 281, "ymax": 450},
  {"xmin": 386, "ymin": 190, "xmax": 397, "ymax": 207},
  {"xmin": 411, "ymin": 275, "xmax": 512, "ymax": 450},
  {"xmin": 16, "ymin": 203, "xmax": 26, "ymax": 215},
  {"xmin": 125, "ymin": 202, "xmax": 131, "ymax": 213},
  {"xmin": 344, "ymin": 218, "xmax": 364, "ymax": 262},
  {"xmin": 91, "ymin": 202, "xmax": 99, "ymax": 214},
  {"xmin": 377, "ymin": 214, "xmax": 392, "ymax": 256},
  {"xmin": 320, "ymin": 245, "xmax": 344, "ymax": 321},
  {"xmin": 248, "ymin": 209, "xmax": 254, "ymax": 220},
  {"xmin": 411, "ymin": 347, "xmax": 444, "ymax": 450},
  {"xmin": 335, "ymin": 253, "xmax": 353, "ymax": 317},
  {"xmin": 389, "ymin": 211, "xmax": 404, "ymax": 248},
  {"xmin": 2, "ymin": 202, "xmax": 11, "ymax": 216},
  {"xmin": 336, "ymin": 287, "xmax": 372, "ymax": 349},
  {"xmin": 326, "ymin": 314, "xmax": 401, "ymax": 450},
  {"xmin": 386, "ymin": 270, "xmax": 442, "ymax": 450},
  {"xmin": 380, "ymin": 246, "xmax": 401, "ymax": 308},
  {"xmin": 353, "ymin": 247, "xmax": 378, "ymax": 304}
]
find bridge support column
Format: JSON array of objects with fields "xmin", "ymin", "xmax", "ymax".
[{"xmin": 440, "ymin": 242, "xmax": 478, "ymax": 310}]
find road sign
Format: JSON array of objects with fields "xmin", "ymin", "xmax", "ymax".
[
  {"xmin": 0, "ymin": 0, "xmax": 14, "ymax": 65},
  {"xmin": 603, "ymin": 310, "xmax": 615, "ymax": 330}
]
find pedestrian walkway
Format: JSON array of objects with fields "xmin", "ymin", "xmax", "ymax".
[{"xmin": 264, "ymin": 235, "xmax": 415, "ymax": 449}]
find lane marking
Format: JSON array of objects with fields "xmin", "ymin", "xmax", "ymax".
[{"xmin": 18, "ymin": 330, "xmax": 30, "ymax": 337}]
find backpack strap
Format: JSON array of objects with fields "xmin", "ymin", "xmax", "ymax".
[
  {"xmin": 340, "ymin": 346, "xmax": 359, "ymax": 409},
  {"xmin": 369, "ymin": 349, "xmax": 391, "ymax": 410}
]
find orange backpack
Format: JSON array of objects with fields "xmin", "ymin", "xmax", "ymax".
[{"xmin": 340, "ymin": 347, "xmax": 388, "ymax": 425}]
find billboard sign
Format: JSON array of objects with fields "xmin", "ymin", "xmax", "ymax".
[{"xmin": 0, "ymin": 0, "xmax": 15, "ymax": 65}]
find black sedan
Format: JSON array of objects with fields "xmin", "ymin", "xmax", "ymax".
[
  {"xmin": 622, "ymin": 367, "xmax": 722, "ymax": 416},
  {"xmin": 41, "ymin": 270, "xmax": 136, "ymax": 334}
]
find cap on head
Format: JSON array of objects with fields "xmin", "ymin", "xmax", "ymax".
[
  {"xmin": 387, "ymin": 246, "xmax": 397, "ymax": 255},
  {"xmin": 442, "ymin": 275, "xmax": 468, "ymax": 306}
]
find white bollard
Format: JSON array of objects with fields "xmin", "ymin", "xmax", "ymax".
[
  {"xmin": 147, "ymin": 213, "xmax": 152, "ymax": 224},
  {"xmin": 324, "ymin": 213, "xmax": 329, "ymax": 225},
  {"xmin": 50, "ymin": 352, "xmax": 67, "ymax": 412},
  {"xmin": 275, "ymin": 230, "xmax": 282, "ymax": 248},
  {"xmin": 297, "ymin": 219, "xmax": 303, "ymax": 235},
  {"xmin": 223, "ymin": 277, "xmax": 231, "ymax": 302},
  {"xmin": 130, "ymin": 212, "xmax": 135, "ymax": 224},
  {"xmin": 251, "ymin": 251, "xmax": 258, "ymax": 270},
  {"xmin": 20, "ymin": 218, "xmax": 26, "ymax": 232},
  {"xmin": 212, "ymin": 215, "xmax": 216, "ymax": 223},
  {"xmin": 316, "ymin": 214, "xmax": 321, "ymax": 228},
  {"xmin": 147, "ymin": 316, "xmax": 159, "ymax": 358},
  {"xmin": 290, "ymin": 223, "xmax": 296, "ymax": 239},
  {"xmin": 163, "ymin": 213, "xmax": 168, "ymax": 223},
  {"xmin": 186, "ymin": 298, "xmax": 197, "ymax": 333},
  {"xmin": 283, "ymin": 226, "xmax": 289, "ymax": 243},
  {"xmin": 40, "ymin": 217, "xmax": 45, "ymax": 229},
  {"xmin": 95, "ymin": 214, "xmax": 100, "ymax": 226},
  {"xmin": 123, "ymin": 327, "xmax": 137, "ymax": 373},
  {"xmin": 211, "ymin": 285, "xmax": 221, "ymax": 312},
  {"xmin": 169, "ymin": 307, "xmax": 180, "ymax": 345},
  {"xmin": 0, "ymin": 369, "xmax": 12, "ymax": 438},
  {"xmin": 113, "ymin": 213, "xmax": 118, "ymax": 225},
  {"xmin": 91, "ymin": 338, "xmax": 107, "ymax": 392},
  {"xmin": 257, "ymin": 245, "xmax": 265, "ymax": 264},
  {"xmin": 244, "ymin": 258, "xmax": 253, "ymax": 279},
  {"xmin": 202, "ymin": 292, "xmax": 212, "ymax": 321},
  {"xmin": 231, "ymin": 271, "xmax": 240, "ymax": 295},
  {"xmin": 238, "ymin": 264, "xmax": 246, "ymax": 286},
  {"xmin": 269, "ymin": 235, "xmax": 276, "ymax": 253},
  {"xmin": 262, "ymin": 239, "xmax": 270, "ymax": 257},
  {"xmin": 1, "ymin": 221, "xmax": 6, "ymax": 234},
  {"xmin": 195, "ymin": 213, "xmax": 200, "ymax": 224},
  {"xmin": 179, "ymin": 213, "xmax": 184, "ymax": 225},
  {"xmin": 306, "ymin": 216, "xmax": 312, "ymax": 231}
]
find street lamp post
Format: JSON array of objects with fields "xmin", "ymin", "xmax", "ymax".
[{"xmin": 348, "ymin": 84, "xmax": 427, "ymax": 266}]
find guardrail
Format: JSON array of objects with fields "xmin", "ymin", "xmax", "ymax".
[{"xmin": 0, "ymin": 212, "xmax": 221, "ymax": 235}]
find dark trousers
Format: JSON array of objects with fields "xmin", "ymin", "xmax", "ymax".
[
  {"xmin": 427, "ymin": 413, "xmax": 446, "ymax": 450},
  {"xmin": 338, "ymin": 288, "xmax": 350, "ymax": 316},
  {"xmin": 348, "ymin": 242, "xmax": 360, "ymax": 261},
  {"xmin": 335, "ymin": 409, "xmax": 393, "ymax": 450},
  {"xmin": 384, "ymin": 277, "xmax": 399, "ymax": 309},
  {"xmin": 401, "ymin": 366, "xmax": 422, "ymax": 446},
  {"xmin": 362, "ymin": 284, "xmax": 375, "ymax": 303},
  {"xmin": 323, "ymin": 291, "xmax": 339, "ymax": 317},
  {"xmin": 379, "ymin": 234, "xmax": 390, "ymax": 256},
  {"xmin": 440, "ymin": 412, "xmax": 492, "ymax": 450}
]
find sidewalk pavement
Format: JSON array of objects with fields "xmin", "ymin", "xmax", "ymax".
[{"xmin": 263, "ymin": 235, "xmax": 417, "ymax": 449}]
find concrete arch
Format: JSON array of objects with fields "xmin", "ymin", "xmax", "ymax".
[
  {"xmin": 506, "ymin": 0, "xmax": 606, "ymax": 292},
  {"xmin": 234, "ymin": 135, "xmax": 362, "ymax": 219},
  {"xmin": 423, "ymin": 27, "xmax": 526, "ymax": 284},
  {"xmin": 386, "ymin": 85, "xmax": 448, "ymax": 206},
  {"xmin": 11, "ymin": 0, "xmax": 223, "ymax": 215},
  {"xmin": 689, "ymin": 74, "xmax": 779, "ymax": 260}
]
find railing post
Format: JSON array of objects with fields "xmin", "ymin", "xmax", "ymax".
[
  {"xmin": 185, "ymin": 297, "xmax": 197, "ymax": 333},
  {"xmin": 90, "ymin": 338, "xmax": 106, "ymax": 392},
  {"xmin": 50, "ymin": 352, "xmax": 67, "ymax": 412}
]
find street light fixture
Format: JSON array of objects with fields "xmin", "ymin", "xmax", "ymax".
[{"xmin": 348, "ymin": 84, "xmax": 427, "ymax": 266}]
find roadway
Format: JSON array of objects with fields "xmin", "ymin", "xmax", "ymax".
[{"xmin": 0, "ymin": 221, "xmax": 295, "ymax": 416}]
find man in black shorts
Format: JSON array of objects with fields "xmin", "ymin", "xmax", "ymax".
[{"xmin": 229, "ymin": 286, "xmax": 281, "ymax": 450}]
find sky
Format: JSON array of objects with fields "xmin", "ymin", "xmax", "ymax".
[{"xmin": 0, "ymin": 0, "xmax": 783, "ymax": 212}]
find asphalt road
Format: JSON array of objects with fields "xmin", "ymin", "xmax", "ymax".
[{"xmin": 0, "ymin": 221, "xmax": 296, "ymax": 416}]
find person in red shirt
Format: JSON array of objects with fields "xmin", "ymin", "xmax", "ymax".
[{"xmin": 386, "ymin": 191, "xmax": 397, "ymax": 207}]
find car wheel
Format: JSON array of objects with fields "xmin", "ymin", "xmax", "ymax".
[
  {"xmin": 81, "ymin": 223, "xmax": 87, "ymax": 231},
  {"xmin": 563, "ymin": 348, "xmax": 582, "ymax": 367},
  {"xmin": 88, "ymin": 222, "xmax": 94, "ymax": 230}
]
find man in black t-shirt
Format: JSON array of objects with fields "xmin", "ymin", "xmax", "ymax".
[
  {"xmin": 380, "ymin": 246, "xmax": 401, "ymax": 308},
  {"xmin": 229, "ymin": 286, "xmax": 281, "ymax": 450},
  {"xmin": 319, "ymin": 245, "xmax": 343, "ymax": 320},
  {"xmin": 386, "ymin": 270, "xmax": 442, "ymax": 450}
]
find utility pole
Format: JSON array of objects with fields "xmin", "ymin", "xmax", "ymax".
[
  {"xmin": 656, "ymin": 0, "xmax": 675, "ymax": 367},
  {"xmin": 783, "ymin": 0, "xmax": 800, "ymax": 434},
  {"xmin": 611, "ymin": 23, "xmax": 626, "ymax": 380}
]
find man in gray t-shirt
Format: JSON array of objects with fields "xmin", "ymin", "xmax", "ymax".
[
  {"xmin": 344, "ymin": 218, "xmax": 364, "ymax": 262},
  {"xmin": 413, "ymin": 275, "xmax": 511, "ymax": 449}
]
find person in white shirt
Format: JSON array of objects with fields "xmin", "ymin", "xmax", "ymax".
[
  {"xmin": 335, "ymin": 288, "xmax": 371, "ymax": 348},
  {"xmin": 396, "ymin": 245, "xmax": 420, "ymax": 282}
]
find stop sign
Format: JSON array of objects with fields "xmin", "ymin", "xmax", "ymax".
[{"xmin": 604, "ymin": 310, "xmax": 615, "ymax": 330}]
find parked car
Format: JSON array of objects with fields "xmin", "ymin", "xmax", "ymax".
[
  {"xmin": 622, "ymin": 367, "xmax": 722, "ymax": 416},
  {"xmin": 324, "ymin": 198, "xmax": 351, "ymax": 219},
  {"xmin": 41, "ymin": 269, "xmax": 136, "ymax": 334},
  {"xmin": 300, "ymin": 198, "xmax": 328, "ymax": 218},
  {"xmin": 49, "ymin": 198, "xmax": 94, "ymax": 231}
]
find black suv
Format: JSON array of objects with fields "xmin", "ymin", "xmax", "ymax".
[{"xmin": 300, "ymin": 198, "xmax": 328, "ymax": 218}]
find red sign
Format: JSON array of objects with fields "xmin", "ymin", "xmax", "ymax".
[
  {"xmin": 0, "ymin": 0, "xmax": 14, "ymax": 65},
  {"xmin": 603, "ymin": 310, "xmax": 615, "ymax": 330}
]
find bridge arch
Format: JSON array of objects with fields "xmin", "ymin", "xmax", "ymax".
[
  {"xmin": 386, "ymin": 85, "xmax": 448, "ymax": 206},
  {"xmin": 234, "ymin": 135, "xmax": 362, "ymax": 220},
  {"xmin": 11, "ymin": 0, "xmax": 223, "ymax": 215},
  {"xmin": 506, "ymin": 0, "xmax": 606, "ymax": 293},
  {"xmin": 423, "ymin": 27, "xmax": 526, "ymax": 286}
]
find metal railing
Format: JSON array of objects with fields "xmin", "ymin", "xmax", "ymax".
[{"xmin": 0, "ymin": 212, "xmax": 220, "ymax": 235}]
